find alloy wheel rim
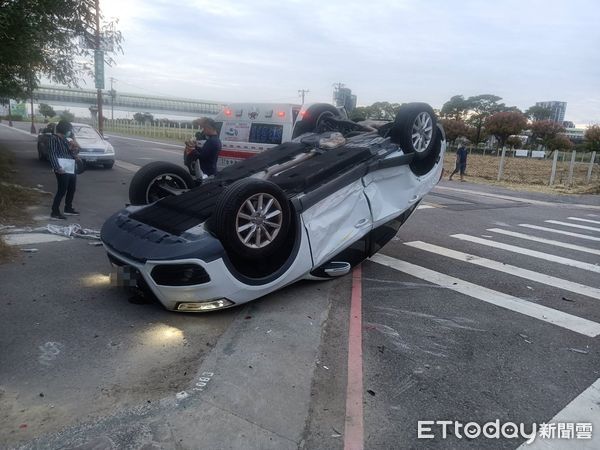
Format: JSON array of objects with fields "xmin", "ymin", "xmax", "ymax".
[
  {"xmin": 411, "ymin": 112, "xmax": 433, "ymax": 153},
  {"xmin": 236, "ymin": 193, "xmax": 283, "ymax": 248}
]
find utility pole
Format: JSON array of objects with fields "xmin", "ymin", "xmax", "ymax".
[
  {"xmin": 298, "ymin": 89, "xmax": 309, "ymax": 105},
  {"xmin": 109, "ymin": 77, "xmax": 116, "ymax": 120},
  {"xmin": 95, "ymin": 0, "xmax": 104, "ymax": 134}
]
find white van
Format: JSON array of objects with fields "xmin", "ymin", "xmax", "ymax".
[{"xmin": 212, "ymin": 103, "xmax": 343, "ymax": 167}]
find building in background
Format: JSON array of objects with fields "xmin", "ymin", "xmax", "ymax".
[
  {"xmin": 562, "ymin": 120, "xmax": 575, "ymax": 129},
  {"xmin": 535, "ymin": 101, "xmax": 567, "ymax": 123},
  {"xmin": 563, "ymin": 127, "xmax": 585, "ymax": 144},
  {"xmin": 333, "ymin": 83, "xmax": 357, "ymax": 113}
]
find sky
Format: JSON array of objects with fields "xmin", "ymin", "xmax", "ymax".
[{"xmin": 78, "ymin": 0, "xmax": 600, "ymax": 125}]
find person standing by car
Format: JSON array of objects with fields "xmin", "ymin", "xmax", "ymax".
[
  {"xmin": 449, "ymin": 144, "xmax": 468, "ymax": 181},
  {"xmin": 194, "ymin": 117, "xmax": 221, "ymax": 177},
  {"xmin": 48, "ymin": 120, "xmax": 80, "ymax": 219}
]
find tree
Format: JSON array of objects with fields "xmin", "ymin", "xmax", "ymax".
[
  {"xmin": 38, "ymin": 103, "xmax": 55, "ymax": 119},
  {"xmin": 547, "ymin": 135, "xmax": 574, "ymax": 151},
  {"xmin": 485, "ymin": 112, "xmax": 528, "ymax": 149},
  {"xmin": 584, "ymin": 124, "xmax": 600, "ymax": 152},
  {"xmin": 465, "ymin": 94, "xmax": 505, "ymax": 146},
  {"xmin": 525, "ymin": 105, "xmax": 552, "ymax": 122},
  {"xmin": 439, "ymin": 118, "xmax": 470, "ymax": 145},
  {"xmin": 506, "ymin": 136, "xmax": 524, "ymax": 149},
  {"xmin": 59, "ymin": 110, "xmax": 75, "ymax": 122},
  {"xmin": 440, "ymin": 95, "xmax": 470, "ymax": 121},
  {"xmin": 134, "ymin": 112, "xmax": 154, "ymax": 123},
  {"xmin": 530, "ymin": 120, "xmax": 565, "ymax": 150},
  {"xmin": 0, "ymin": 1, "xmax": 122, "ymax": 98}
]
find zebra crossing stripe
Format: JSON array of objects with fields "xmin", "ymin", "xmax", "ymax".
[
  {"xmin": 451, "ymin": 234, "xmax": 600, "ymax": 274},
  {"xmin": 370, "ymin": 254, "xmax": 600, "ymax": 337},
  {"xmin": 519, "ymin": 224, "xmax": 600, "ymax": 242},
  {"xmin": 568, "ymin": 217, "xmax": 600, "ymax": 226},
  {"xmin": 516, "ymin": 378, "xmax": 600, "ymax": 449},
  {"xmin": 487, "ymin": 228, "xmax": 600, "ymax": 256},
  {"xmin": 546, "ymin": 220, "xmax": 600, "ymax": 233},
  {"xmin": 404, "ymin": 241, "xmax": 600, "ymax": 300}
]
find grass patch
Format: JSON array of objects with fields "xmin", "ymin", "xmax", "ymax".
[
  {"xmin": 0, "ymin": 147, "xmax": 46, "ymax": 263},
  {"xmin": 444, "ymin": 153, "xmax": 600, "ymax": 195}
]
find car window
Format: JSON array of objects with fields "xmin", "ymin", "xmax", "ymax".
[{"xmin": 72, "ymin": 125, "xmax": 101, "ymax": 139}]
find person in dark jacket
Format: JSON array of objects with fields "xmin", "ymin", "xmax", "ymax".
[
  {"xmin": 48, "ymin": 120, "xmax": 80, "ymax": 219},
  {"xmin": 194, "ymin": 117, "xmax": 221, "ymax": 176},
  {"xmin": 449, "ymin": 144, "xmax": 468, "ymax": 181}
]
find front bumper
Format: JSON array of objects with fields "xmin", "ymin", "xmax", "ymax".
[
  {"xmin": 79, "ymin": 151, "xmax": 115, "ymax": 164},
  {"xmin": 101, "ymin": 210, "xmax": 314, "ymax": 312}
]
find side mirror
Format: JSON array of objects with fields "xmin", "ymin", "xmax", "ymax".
[{"xmin": 103, "ymin": 135, "xmax": 110, "ymax": 141}]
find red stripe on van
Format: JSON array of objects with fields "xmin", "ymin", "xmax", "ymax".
[{"xmin": 219, "ymin": 149, "xmax": 258, "ymax": 159}]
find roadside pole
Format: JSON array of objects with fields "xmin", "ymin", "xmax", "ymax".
[
  {"xmin": 94, "ymin": 0, "xmax": 104, "ymax": 135},
  {"xmin": 549, "ymin": 150, "xmax": 559, "ymax": 185},
  {"xmin": 497, "ymin": 147, "xmax": 506, "ymax": 181},
  {"xmin": 587, "ymin": 151, "xmax": 596, "ymax": 184},
  {"xmin": 567, "ymin": 150, "xmax": 576, "ymax": 186}
]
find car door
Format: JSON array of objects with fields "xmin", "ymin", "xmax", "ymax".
[
  {"xmin": 302, "ymin": 179, "xmax": 372, "ymax": 267},
  {"xmin": 362, "ymin": 161, "xmax": 421, "ymax": 228}
]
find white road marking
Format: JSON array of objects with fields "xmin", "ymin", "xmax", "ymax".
[
  {"xmin": 4, "ymin": 233, "xmax": 70, "ymax": 246},
  {"xmin": 114, "ymin": 160, "xmax": 141, "ymax": 172},
  {"xmin": 517, "ymin": 378, "xmax": 600, "ymax": 449},
  {"xmin": 370, "ymin": 254, "xmax": 600, "ymax": 337},
  {"xmin": 404, "ymin": 241, "xmax": 600, "ymax": 300},
  {"xmin": 434, "ymin": 186, "xmax": 600, "ymax": 210},
  {"xmin": 487, "ymin": 228, "xmax": 600, "ymax": 256},
  {"xmin": 546, "ymin": 220, "xmax": 600, "ymax": 233},
  {"xmin": 38, "ymin": 341, "xmax": 64, "ymax": 366},
  {"xmin": 568, "ymin": 217, "xmax": 600, "ymax": 225},
  {"xmin": 105, "ymin": 134, "xmax": 181, "ymax": 148},
  {"xmin": 519, "ymin": 224, "xmax": 600, "ymax": 242},
  {"xmin": 417, "ymin": 204, "xmax": 435, "ymax": 210},
  {"xmin": 451, "ymin": 234, "xmax": 600, "ymax": 274}
]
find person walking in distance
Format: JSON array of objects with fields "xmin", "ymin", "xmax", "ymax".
[
  {"xmin": 449, "ymin": 144, "xmax": 468, "ymax": 181},
  {"xmin": 48, "ymin": 120, "xmax": 80, "ymax": 219}
]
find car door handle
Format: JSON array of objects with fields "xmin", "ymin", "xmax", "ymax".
[{"xmin": 354, "ymin": 218, "xmax": 370, "ymax": 228}]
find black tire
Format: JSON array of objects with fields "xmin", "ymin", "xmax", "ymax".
[
  {"xmin": 292, "ymin": 103, "xmax": 342, "ymax": 138},
  {"xmin": 390, "ymin": 103, "xmax": 437, "ymax": 160},
  {"xmin": 213, "ymin": 178, "xmax": 291, "ymax": 259},
  {"xmin": 409, "ymin": 125, "xmax": 443, "ymax": 176},
  {"xmin": 103, "ymin": 161, "xmax": 114, "ymax": 169},
  {"xmin": 128, "ymin": 161, "xmax": 194, "ymax": 205}
]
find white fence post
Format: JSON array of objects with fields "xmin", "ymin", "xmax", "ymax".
[
  {"xmin": 588, "ymin": 151, "xmax": 597, "ymax": 184},
  {"xmin": 549, "ymin": 150, "xmax": 559, "ymax": 185},
  {"xmin": 497, "ymin": 147, "xmax": 506, "ymax": 181},
  {"xmin": 567, "ymin": 150, "xmax": 576, "ymax": 186}
]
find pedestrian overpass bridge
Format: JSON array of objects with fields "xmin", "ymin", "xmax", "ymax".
[{"xmin": 33, "ymin": 85, "xmax": 226, "ymax": 117}]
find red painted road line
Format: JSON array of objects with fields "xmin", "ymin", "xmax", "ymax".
[{"xmin": 344, "ymin": 264, "xmax": 364, "ymax": 450}]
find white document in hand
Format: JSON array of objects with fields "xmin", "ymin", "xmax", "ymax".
[{"xmin": 57, "ymin": 158, "xmax": 75, "ymax": 174}]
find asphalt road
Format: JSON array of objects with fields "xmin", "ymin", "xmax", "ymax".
[{"xmin": 1, "ymin": 122, "xmax": 599, "ymax": 449}]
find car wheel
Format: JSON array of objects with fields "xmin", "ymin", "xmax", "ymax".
[
  {"xmin": 292, "ymin": 103, "xmax": 342, "ymax": 138},
  {"xmin": 103, "ymin": 162, "xmax": 114, "ymax": 169},
  {"xmin": 390, "ymin": 103, "xmax": 437, "ymax": 160},
  {"xmin": 128, "ymin": 161, "xmax": 195, "ymax": 205},
  {"xmin": 213, "ymin": 178, "xmax": 291, "ymax": 259}
]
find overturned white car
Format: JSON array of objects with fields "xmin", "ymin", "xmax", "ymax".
[{"xmin": 101, "ymin": 102, "xmax": 445, "ymax": 312}]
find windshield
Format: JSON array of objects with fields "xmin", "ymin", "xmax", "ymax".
[{"xmin": 72, "ymin": 126, "xmax": 101, "ymax": 140}]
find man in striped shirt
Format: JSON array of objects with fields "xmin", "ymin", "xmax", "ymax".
[{"xmin": 48, "ymin": 120, "xmax": 80, "ymax": 219}]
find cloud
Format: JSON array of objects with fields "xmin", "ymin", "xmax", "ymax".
[{"xmin": 90, "ymin": 0, "xmax": 600, "ymax": 122}]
